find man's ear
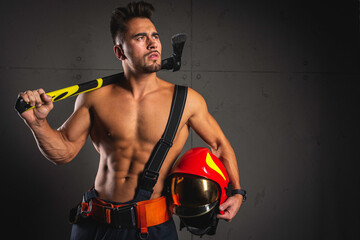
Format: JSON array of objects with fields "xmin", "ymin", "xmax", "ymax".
[{"xmin": 114, "ymin": 44, "xmax": 126, "ymax": 60}]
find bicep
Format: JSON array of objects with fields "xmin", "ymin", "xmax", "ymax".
[
  {"xmin": 57, "ymin": 94, "xmax": 92, "ymax": 151},
  {"xmin": 187, "ymin": 89, "xmax": 226, "ymax": 150}
]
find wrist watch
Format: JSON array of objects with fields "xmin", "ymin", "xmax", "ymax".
[{"xmin": 231, "ymin": 189, "xmax": 247, "ymax": 202}]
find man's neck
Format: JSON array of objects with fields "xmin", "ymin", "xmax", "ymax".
[{"xmin": 123, "ymin": 70, "xmax": 159, "ymax": 99}]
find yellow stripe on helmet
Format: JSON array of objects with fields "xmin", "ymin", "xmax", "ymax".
[{"xmin": 205, "ymin": 153, "xmax": 226, "ymax": 181}]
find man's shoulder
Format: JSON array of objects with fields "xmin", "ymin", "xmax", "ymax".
[
  {"xmin": 187, "ymin": 87, "xmax": 205, "ymax": 104},
  {"xmin": 158, "ymin": 80, "xmax": 203, "ymax": 103},
  {"xmin": 74, "ymin": 83, "xmax": 115, "ymax": 110},
  {"xmin": 182, "ymin": 87, "xmax": 208, "ymax": 118}
]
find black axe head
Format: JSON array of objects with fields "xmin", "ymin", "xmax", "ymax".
[{"xmin": 161, "ymin": 33, "xmax": 187, "ymax": 72}]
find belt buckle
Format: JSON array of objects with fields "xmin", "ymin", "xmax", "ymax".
[{"xmin": 105, "ymin": 204, "xmax": 137, "ymax": 229}]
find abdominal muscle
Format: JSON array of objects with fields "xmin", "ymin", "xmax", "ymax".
[
  {"xmin": 92, "ymin": 126, "xmax": 189, "ymax": 203},
  {"xmin": 94, "ymin": 144, "xmax": 151, "ymax": 203}
]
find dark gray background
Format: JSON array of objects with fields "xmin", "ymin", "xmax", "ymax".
[{"xmin": 1, "ymin": 0, "xmax": 359, "ymax": 239}]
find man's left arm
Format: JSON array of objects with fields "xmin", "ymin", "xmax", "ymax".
[{"xmin": 186, "ymin": 88, "xmax": 244, "ymax": 222}]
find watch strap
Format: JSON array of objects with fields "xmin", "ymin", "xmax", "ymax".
[{"xmin": 231, "ymin": 189, "xmax": 247, "ymax": 202}]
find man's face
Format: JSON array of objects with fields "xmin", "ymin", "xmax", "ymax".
[{"xmin": 118, "ymin": 17, "xmax": 162, "ymax": 74}]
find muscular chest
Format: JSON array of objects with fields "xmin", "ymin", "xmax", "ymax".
[{"xmin": 91, "ymin": 91, "xmax": 173, "ymax": 147}]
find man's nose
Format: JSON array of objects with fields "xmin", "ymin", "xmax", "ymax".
[{"xmin": 147, "ymin": 38, "xmax": 157, "ymax": 50}]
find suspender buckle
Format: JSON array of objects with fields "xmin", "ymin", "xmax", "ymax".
[
  {"xmin": 140, "ymin": 170, "xmax": 159, "ymax": 192},
  {"xmin": 159, "ymin": 138, "xmax": 173, "ymax": 147},
  {"xmin": 143, "ymin": 170, "xmax": 159, "ymax": 182}
]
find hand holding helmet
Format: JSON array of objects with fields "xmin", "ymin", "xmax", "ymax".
[{"xmin": 217, "ymin": 193, "xmax": 244, "ymax": 222}]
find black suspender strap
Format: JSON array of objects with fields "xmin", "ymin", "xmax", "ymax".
[{"xmin": 139, "ymin": 85, "xmax": 188, "ymax": 193}]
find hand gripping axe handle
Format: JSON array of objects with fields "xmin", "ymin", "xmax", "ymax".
[{"xmin": 15, "ymin": 33, "xmax": 187, "ymax": 114}]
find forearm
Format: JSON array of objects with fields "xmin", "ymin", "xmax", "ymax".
[
  {"xmin": 27, "ymin": 119, "xmax": 76, "ymax": 165},
  {"xmin": 211, "ymin": 138, "xmax": 241, "ymax": 189},
  {"xmin": 213, "ymin": 139, "xmax": 244, "ymax": 221}
]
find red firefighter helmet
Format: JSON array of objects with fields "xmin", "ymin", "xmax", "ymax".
[{"xmin": 167, "ymin": 147, "xmax": 230, "ymax": 236}]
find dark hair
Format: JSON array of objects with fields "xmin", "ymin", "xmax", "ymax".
[{"xmin": 110, "ymin": 1, "xmax": 155, "ymax": 44}]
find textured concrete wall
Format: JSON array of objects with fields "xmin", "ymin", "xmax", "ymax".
[{"xmin": 1, "ymin": 0, "xmax": 359, "ymax": 239}]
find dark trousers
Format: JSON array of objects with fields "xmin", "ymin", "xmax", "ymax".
[
  {"xmin": 70, "ymin": 189, "xmax": 178, "ymax": 240},
  {"xmin": 70, "ymin": 217, "xmax": 178, "ymax": 240}
]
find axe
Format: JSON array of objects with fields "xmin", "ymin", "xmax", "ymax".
[{"xmin": 15, "ymin": 33, "xmax": 187, "ymax": 114}]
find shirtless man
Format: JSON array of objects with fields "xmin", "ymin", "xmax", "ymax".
[{"xmin": 18, "ymin": 2, "xmax": 243, "ymax": 239}]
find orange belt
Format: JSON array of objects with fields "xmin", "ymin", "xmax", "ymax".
[{"xmin": 80, "ymin": 196, "xmax": 171, "ymax": 236}]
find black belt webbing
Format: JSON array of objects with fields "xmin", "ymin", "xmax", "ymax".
[{"xmin": 139, "ymin": 85, "xmax": 188, "ymax": 193}]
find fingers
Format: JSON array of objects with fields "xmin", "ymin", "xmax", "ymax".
[
  {"xmin": 217, "ymin": 207, "xmax": 234, "ymax": 222},
  {"xmin": 18, "ymin": 91, "xmax": 30, "ymax": 105},
  {"xmin": 19, "ymin": 89, "xmax": 51, "ymax": 107},
  {"xmin": 219, "ymin": 199, "xmax": 231, "ymax": 212},
  {"xmin": 216, "ymin": 195, "xmax": 243, "ymax": 222},
  {"xmin": 26, "ymin": 90, "xmax": 38, "ymax": 107},
  {"xmin": 217, "ymin": 210, "xmax": 233, "ymax": 222},
  {"xmin": 38, "ymin": 88, "xmax": 52, "ymax": 104}
]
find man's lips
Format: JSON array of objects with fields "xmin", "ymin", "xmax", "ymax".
[{"xmin": 146, "ymin": 51, "xmax": 160, "ymax": 60}]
